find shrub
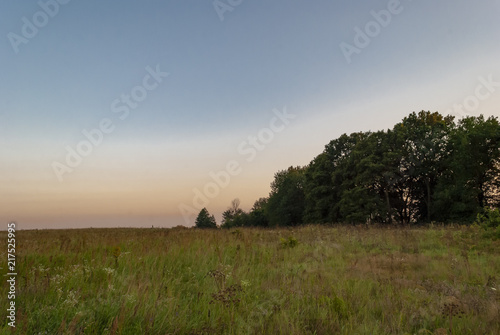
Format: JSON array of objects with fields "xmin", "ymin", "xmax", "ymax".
[
  {"xmin": 475, "ymin": 207, "xmax": 500, "ymax": 240},
  {"xmin": 475, "ymin": 207, "xmax": 500, "ymax": 229},
  {"xmin": 280, "ymin": 236, "xmax": 299, "ymax": 248}
]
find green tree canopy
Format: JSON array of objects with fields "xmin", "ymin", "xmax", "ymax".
[
  {"xmin": 267, "ymin": 166, "xmax": 306, "ymax": 226},
  {"xmin": 195, "ymin": 208, "xmax": 217, "ymax": 229},
  {"xmin": 248, "ymin": 197, "xmax": 269, "ymax": 227},
  {"xmin": 434, "ymin": 115, "xmax": 500, "ymax": 221},
  {"xmin": 227, "ymin": 111, "xmax": 499, "ymax": 226},
  {"xmin": 221, "ymin": 199, "xmax": 248, "ymax": 229}
]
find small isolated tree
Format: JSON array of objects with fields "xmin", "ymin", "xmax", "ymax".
[{"xmin": 195, "ymin": 208, "xmax": 217, "ymax": 229}]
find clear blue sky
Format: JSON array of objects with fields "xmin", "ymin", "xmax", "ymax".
[{"xmin": 1, "ymin": 0, "xmax": 499, "ymax": 229}]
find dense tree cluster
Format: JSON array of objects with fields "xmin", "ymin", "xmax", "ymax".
[{"xmin": 199, "ymin": 111, "xmax": 500, "ymax": 228}]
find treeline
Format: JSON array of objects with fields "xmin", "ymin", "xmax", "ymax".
[{"xmin": 198, "ymin": 111, "xmax": 500, "ymax": 228}]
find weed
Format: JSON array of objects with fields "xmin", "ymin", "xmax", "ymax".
[
  {"xmin": 209, "ymin": 284, "xmax": 243, "ymax": 308},
  {"xmin": 231, "ymin": 229, "xmax": 243, "ymax": 240},
  {"xmin": 1, "ymin": 225, "xmax": 499, "ymax": 334},
  {"xmin": 112, "ymin": 246, "xmax": 121, "ymax": 267},
  {"xmin": 440, "ymin": 297, "xmax": 465, "ymax": 335},
  {"xmin": 475, "ymin": 207, "xmax": 500, "ymax": 229},
  {"xmin": 207, "ymin": 269, "xmax": 227, "ymax": 291},
  {"xmin": 280, "ymin": 236, "xmax": 299, "ymax": 248}
]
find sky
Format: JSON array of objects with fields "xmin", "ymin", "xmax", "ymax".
[{"xmin": 1, "ymin": 0, "xmax": 499, "ymax": 229}]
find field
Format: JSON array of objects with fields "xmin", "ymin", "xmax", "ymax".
[{"xmin": 1, "ymin": 225, "xmax": 499, "ymax": 334}]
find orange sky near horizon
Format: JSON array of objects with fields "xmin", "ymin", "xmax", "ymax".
[{"xmin": 3, "ymin": 77, "xmax": 500, "ymax": 230}]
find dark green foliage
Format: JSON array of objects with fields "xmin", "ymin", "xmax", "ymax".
[
  {"xmin": 220, "ymin": 198, "xmax": 270, "ymax": 229},
  {"xmin": 304, "ymin": 133, "xmax": 364, "ymax": 223},
  {"xmin": 280, "ymin": 236, "xmax": 299, "ymax": 248},
  {"xmin": 248, "ymin": 197, "xmax": 269, "ymax": 227},
  {"xmin": 303, "ymin": 153, "xmax": 336, "ymax": 223},
  {"xmin": 436, "ymin": 114, "xmax": 495, "ymax": 221},
  {"xmin": 234, "ymin": 111, "xmax": 499, "ymax": 226},
  {"xmin": 195, "ymin": 208, "xmax": 217, "ymax": 229},
  {"xmin": 475, "ymin": 207, "xmax": 500, "ymax": 229},
  {"xmin": 221, "ymin": 199, "xmax": 247, "ymax": 229},
  {"xmin": 395, "ymin": 111, "xmax": 455, "ymax": 222},
  {"xmin": 336, "ymin": 131, "xmax": 390, "ymax": 223},
  {"xmin": 267, "ymin": 166, "xmax": 306, "ymax": 226},
  {"xmin": 475, "ymin": 207, "xmax": 500, "ymax": 240},
  {"xmin": 434, "ymin": 115, "xmax": 500, "ymax": 221}
]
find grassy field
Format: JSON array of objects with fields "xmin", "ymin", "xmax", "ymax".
[{"xmin": 1, "ymin": 225, "xmax": 499, "ymax": 334}]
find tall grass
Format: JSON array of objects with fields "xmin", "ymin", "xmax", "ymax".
[{"xmin": 0, "ymin": 225, "xmax": 499, "ymax": 334}]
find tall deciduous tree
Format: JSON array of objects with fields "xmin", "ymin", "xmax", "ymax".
[
  {"xmin": 221, "ymin": 198, "xmax": 248, "ymax": 228},
  {"xmin": 435, "ymin": 115, "xmax": 500, "ymax": 221},
  {"xmin": 245, "ymin": 111, "xmax": 499, "ymax": 226},
  {"xmin": 267, "ymin": 166, "xmax": 306, "ymax": 226},
  {"xmin": 394, "ymin": 111, "xmax": 455, "ymax": 222},
  {"xmin": 304, "ymin": 132, "xmax": 365, "ymax": 223},
  {"xmin": 248, "ymin": 197, "xmax": 269, "ymax": 227}
]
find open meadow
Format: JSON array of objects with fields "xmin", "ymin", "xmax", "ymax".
[{"xmin": 1, "ymin": 225, "xmax": 499, "ymax": 335}]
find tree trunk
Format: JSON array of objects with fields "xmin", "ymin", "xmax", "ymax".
[
  {"xmin": 384, "ymin": 189, "xmax": 392, "ymax": 224},
  {"xmin": 425, "ymin": 178, "xmax": 431, "ymax": 222}
]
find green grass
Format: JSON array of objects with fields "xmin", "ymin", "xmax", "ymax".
[{"xmin": 1, "ymin": 225, "xmax": 499, "ymax": 334}]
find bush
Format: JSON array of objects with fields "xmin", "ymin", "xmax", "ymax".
[
  {"xmin": 475, "ymin": 207, "xmax": 500, "ymax": 229},
  {"xmin": 280, "ymin": 236, "xmax": 299, "ymax": 248},
  {"xmin": 475, "ymin": 207, "xmax": 500, "ymax": 240}
]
